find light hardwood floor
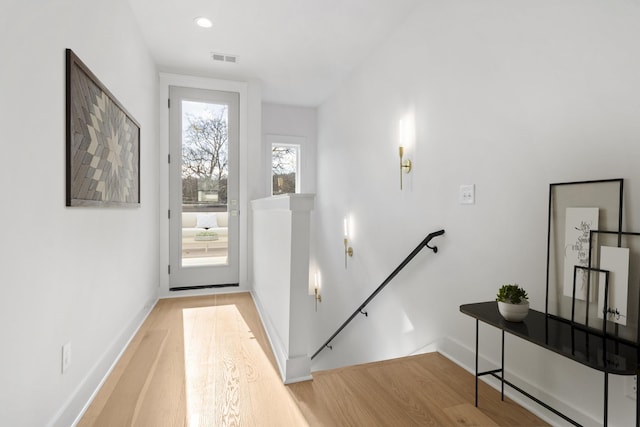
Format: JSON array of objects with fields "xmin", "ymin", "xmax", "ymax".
[{"xmin": 78, "ymin": 293, "xmax": 548, "ymax": 426}]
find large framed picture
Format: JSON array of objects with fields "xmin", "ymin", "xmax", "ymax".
[
  {"xmin": 545, "ymin": 179, "xmax": 623, "ymax": 322},
  {"xmin": 66, "ymin": 48, "xmax": 140, "ymax": 207}
]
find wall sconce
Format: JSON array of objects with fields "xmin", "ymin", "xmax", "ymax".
[
  {"xmin": 314, "ymin": 271, "xmax": 322, "ymax": 312},
  {"xmin": 344, "ymin": 217, "xmax": 353, "ymax": 268},
  {"xmin": 398, "ymin": 120, "xmax": 412, "ymax": 190},
  {"xmin": 399, "ymin": 146, "xmax": 412, "ymax": 190}
]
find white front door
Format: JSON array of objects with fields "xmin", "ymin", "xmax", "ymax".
[{"xmin": 168, "ymin": 86, "xmax": 240, "ymax": 289}]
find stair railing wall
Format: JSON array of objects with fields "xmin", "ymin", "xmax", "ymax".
[
  {"xmin": 251, "ymin": 194, "xmax": 316, "ymax": 384},
  {"xmin": 311, "ymin": 229, "xmax": 445, "ymax": 360}
]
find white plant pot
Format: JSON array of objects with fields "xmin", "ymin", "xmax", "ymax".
[{"xmin": 498, "ymin": 301, "xmax": 529, "ymax": 322}]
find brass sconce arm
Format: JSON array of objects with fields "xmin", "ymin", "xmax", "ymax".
[
  {"xmin": 399, "ymin": 146, "xmax": 412, "ymax": 190},
  {"xmin": 344, "ymin": 238, "xmax": 353, "ymax": 268}
]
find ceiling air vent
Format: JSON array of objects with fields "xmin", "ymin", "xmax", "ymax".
[{"xmin": 211, "ymin": 53, "xmax": 238, "ymax": 64}]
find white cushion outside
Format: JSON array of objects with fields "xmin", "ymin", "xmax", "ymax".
[{"xmin": 196, "ymin": 213, "xmax": 218, "ymax": 229}]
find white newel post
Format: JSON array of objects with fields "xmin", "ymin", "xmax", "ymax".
[{"xmin": 251, "ymin": 194, "xmax": 315, "ymax": 383}]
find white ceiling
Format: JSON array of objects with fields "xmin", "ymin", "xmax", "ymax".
[{"xmin": 127, "ymin": 0, "xmax": 422, "ymax": 106}]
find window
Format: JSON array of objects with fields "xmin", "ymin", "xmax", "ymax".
[{"xmin": 272, "ymin": 144, "xmax": 300, "ymax": 195}]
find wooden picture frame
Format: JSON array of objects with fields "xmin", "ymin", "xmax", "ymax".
[{"xmin": 65, "ymin": 48, "xmax": 140, "ymax": 207}]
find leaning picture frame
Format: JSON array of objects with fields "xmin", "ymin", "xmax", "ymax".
[
  {"xmin": 589, "ymin": 230, "xmax": 640, "ymax": 344},
  {"xmin": 545, "ymin": 179, "xmax": 623, "ymax": 322},
  {"xmin": 66, "ymin": 48, "xmax": 141, "ymax": 207}
]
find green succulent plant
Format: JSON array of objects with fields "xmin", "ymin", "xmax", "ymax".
[{"xmin": 496, "ymin": 284, "xmax": 528, "ymax": 304}]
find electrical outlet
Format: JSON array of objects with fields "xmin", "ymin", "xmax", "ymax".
[
  {"xmin": 626, "ymin": 375, "xmax": 637, "ymax": 400},
  {"xmin": 61, "ymin": 342, "xmax": 71, "ymax": 374},
  {"xmin": 459, "ymin": 184, "xmax": 475, "ymax": 205}
]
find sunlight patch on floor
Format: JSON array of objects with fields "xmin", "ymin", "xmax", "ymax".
[{"xmin": 182, "ymin": 304, "xmax": 307, "ymax": 426}]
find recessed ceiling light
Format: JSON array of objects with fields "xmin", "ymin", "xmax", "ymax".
[{"xmin": 194, "ymin": 17, "xmax": 213, "ymax": 28}]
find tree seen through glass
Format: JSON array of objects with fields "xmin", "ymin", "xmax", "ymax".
[
  {"xmin": 272, "ymin": 145, "xmax": 297, "ymax": 195},
  {"xmin": 181, "ymin": 101, "xmax": 228, "ymax": 208}
]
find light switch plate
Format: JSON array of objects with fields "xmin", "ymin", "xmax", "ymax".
[{"xmin": 459, "ymin": 184, "xmax": 475, "ymax": 205}]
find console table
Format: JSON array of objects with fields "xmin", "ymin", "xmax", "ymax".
[{"xmin": 460, "ymin": 301, "xmax": 639, "ymax": 427}]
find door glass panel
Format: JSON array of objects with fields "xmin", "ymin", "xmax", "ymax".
[
  {"xmin": 169, "ymin": 86, "xmax": 239, "ymax": 289},
  {"xmin": 181, "ymin": 100, "xmax": 228, "ymax": 267}
]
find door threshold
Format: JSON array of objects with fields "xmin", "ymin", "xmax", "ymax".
[{"xmin": 170, "ymin": 283, "xmax": 240, "ymax": 292}]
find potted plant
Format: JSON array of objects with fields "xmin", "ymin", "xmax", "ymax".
[
  {"xmin": 496, "ymin": 284, "xmax": 529, "ymax": 322},
  {"xmin": 194, "ymin": 230, "xmax": 219, "ymax": 241}
]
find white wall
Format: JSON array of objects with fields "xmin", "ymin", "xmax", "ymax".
[
  {"xmin": 310, "ymin": 1, "xmax": 640, "ymax": 425},
  {"xmin": 0, "ymin": 1, "xmax": 159, "ymax": 426},
  {"xmin": 262, "ymin": 103, "xmax": 318, "ymax": 195}
]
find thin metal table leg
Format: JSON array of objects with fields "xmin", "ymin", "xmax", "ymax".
[
  {"xmin": 501, "ymin": 330, "xmax": 505, "ymax": 401},
  {"xmin": 475, "ymin": 319, "xmax": 479, "ymax": 407},
  {"xmin": 604, "ymin": 371, "xmax": 608, "ymax": 426}
]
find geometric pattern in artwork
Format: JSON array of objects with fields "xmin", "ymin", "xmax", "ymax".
[{"xmin": 68, "ymin": 51, "xmax": 140, "ymax": 206}]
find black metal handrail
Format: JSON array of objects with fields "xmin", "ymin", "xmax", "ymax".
[{"xmin": 311, "ymin": 229, "xmax": 445, "ymax": 360}]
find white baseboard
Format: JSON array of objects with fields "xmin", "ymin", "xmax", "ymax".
[
  {"xmin": 250, "ymin": 291, "xmax": 312, "ymax": 384},
  {"xmin": 409, "ymin": 340, "xmax": 439, "ymax": 356},
  {"xmin": 439, "ymin": 336, "xmax": 599, "ymax": 427},
  {"xmin": 250, "ymin": 290, "xmax": 288, "ymax": 381},
  {"xmin": 283, "ymin": 355, "xmax": 312, "ymax": 384},
  {"xmin": 47, "ymin": 296, "xmax": 158, "ymax": 427}
]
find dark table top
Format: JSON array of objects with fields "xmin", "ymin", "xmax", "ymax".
[{"xmin": 460, "ymin": 301, "xmax": 639, "ymax": 375}]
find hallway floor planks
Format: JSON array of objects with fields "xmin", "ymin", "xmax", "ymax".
[
  {"xmin": 78, "ymin": 293, "xmax": 547, "ymax": 426},
  {"xmin": 289, "ymin": 352, "xmax": 547, "ymax": 426}
]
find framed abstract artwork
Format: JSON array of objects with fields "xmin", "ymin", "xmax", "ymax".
[{"xmin": 65, "ymin": 48, "xmax": 140, "ymax": 207}]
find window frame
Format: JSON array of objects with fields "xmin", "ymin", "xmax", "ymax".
[{"xmin": 267, "ymin": 134, "xmax": 304, "ymax": 196}]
